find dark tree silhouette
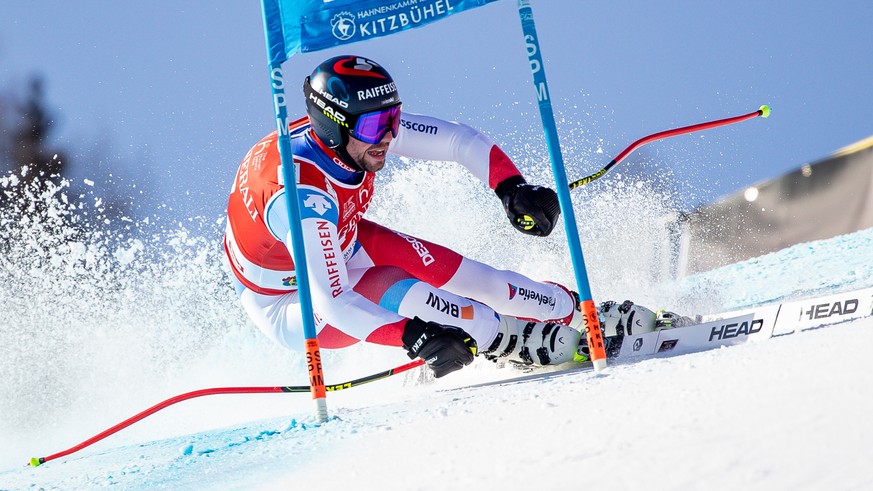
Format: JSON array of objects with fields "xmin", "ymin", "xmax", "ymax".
[
  {"xmin": 1, "ymin": 74, "xmax": 77, "ymax": 260},
  {"xmin": 13, "ymin": 76, "xmax": 68, "ymax": 183}
]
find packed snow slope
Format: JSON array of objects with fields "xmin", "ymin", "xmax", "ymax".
[{"xmin": 1, "ymin": 162, "xmax": 872, "ymax": 490}]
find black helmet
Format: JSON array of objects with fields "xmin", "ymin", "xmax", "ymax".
[{"xmin": 303, "ymin": 55, "xmax": 401, "ymax": 148}]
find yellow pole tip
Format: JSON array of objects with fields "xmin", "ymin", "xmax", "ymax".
[
  {"xmin": 30, "ymin": 457, "xmax": 42, "ymax": 467},
  {"xmin": 759, "ymin": 105, "xmax": 771, "ymax": 118}
]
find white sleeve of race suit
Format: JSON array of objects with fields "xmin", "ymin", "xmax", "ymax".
[
  {"xmin": 389, "ymin": 112, "xmax": 520, "ymax": 187},
  {"xmin": 273, "ymin": 185, "xmax": 407, "ymax": 341}
]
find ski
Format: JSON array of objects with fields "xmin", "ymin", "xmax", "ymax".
[
  {"xmin": 447, "ymin": 286, "xmax": 873, "ymax": 391},
  {"xmin": 454, "ymin": 362, "xmax": 596, "ymax": 390},
  {"xmin": 605, "ymin": 285, "xmax": 872, "ymax": 362}
]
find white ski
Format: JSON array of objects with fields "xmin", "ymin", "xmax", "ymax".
[
  {"xmin": 614, "ymin": 286, "xmax": 872, "ymax": 362},
  {"xmin": 449, "ymin": 286, "xmax": 873, "ymax": 390}
]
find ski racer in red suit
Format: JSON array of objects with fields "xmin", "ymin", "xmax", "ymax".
[{"xmin": 225, "ymin": 55, "xmax": 688, "ymax": 378}]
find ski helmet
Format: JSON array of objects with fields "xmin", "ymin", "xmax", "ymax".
[{"xmin": 303, "ymin": 55, "xmax": 401, "ymax": 148}]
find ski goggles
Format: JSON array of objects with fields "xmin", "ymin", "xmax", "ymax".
[{"xmin": 348, "ymin": 105, "xmax": 402, "ymax": 144}]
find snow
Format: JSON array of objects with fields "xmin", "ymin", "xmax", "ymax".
[
  {"xmin": 5, "ymin": 316, "xmax": 873, "ymax": 490},
  {"xmin": 1, "ymin": 166, "xmax": 872, "ymax": 490}
]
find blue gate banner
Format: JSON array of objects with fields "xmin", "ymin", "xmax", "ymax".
[{"xmin": 265, "ymin": 0, "xmax": 501, "ymax": 63}]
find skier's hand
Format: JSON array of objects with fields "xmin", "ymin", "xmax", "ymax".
[
  {"xmin": 402, "ymin": 317, "xmax": 476, "ymax": 378},
  {"xmin": 495, "ymin": 175, "xmax": 561, "ymax": 236}
]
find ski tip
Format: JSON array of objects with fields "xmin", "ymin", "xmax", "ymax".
[
  {"xmin": 758, "ymin": 105, "xmax": 771, "ymax": 118},
  {"xmin": 29, "ymin": 457, "xmax": 42, "ymax": 467}
]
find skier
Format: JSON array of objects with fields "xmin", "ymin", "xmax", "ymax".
[{"xmin": 225, "ymin": 55, "xmax": 686, "ymax": 378}]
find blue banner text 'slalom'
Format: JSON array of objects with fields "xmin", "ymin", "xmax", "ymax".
[{"xmin": 273, "ymin": 0, "xmax": 500, "ymax": 58}]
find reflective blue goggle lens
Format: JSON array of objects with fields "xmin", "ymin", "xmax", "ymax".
[{"xmin": 350, "ymin": 105, "xmax": 401, "ymax": 144}]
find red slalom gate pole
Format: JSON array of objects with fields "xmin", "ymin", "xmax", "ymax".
[
  {"xmin": 569, "ymin": 105, "xmax": 771, "ymax": 190},
  {"xmin": 29, "ymin": 359, "xmax": 426, "ymax": 467}
]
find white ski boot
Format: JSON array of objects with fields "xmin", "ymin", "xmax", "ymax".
[
  {"xmin": 481, "ymin": 315, "xmax": 582, "ymax": 366},
  {"xmin": 574, "ymin": 300, "xmax": 697, "ymax": 359},
  {"xmin": 596, "ymin": 300, "xmax": 697, "ymax": 356},
  {"xmin": 599, "ymin": 300, "xmax": 658, "ymax": 338},
  {"xmin": 598, "ymin": 300, "xmax": 697, "ymax": 337}
]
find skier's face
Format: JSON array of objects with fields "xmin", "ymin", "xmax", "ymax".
[{"xmin": 346, "ymin": 133, "xmax": 392, "ymax": 173}]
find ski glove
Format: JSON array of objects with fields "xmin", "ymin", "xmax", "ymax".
[
  {"xmin": 402, "ymin": 317, "xmax": 477, "ymax": 378},
  {"xmin": 495, "ymin": 175, "xmax": 561, "ymax": 237}
]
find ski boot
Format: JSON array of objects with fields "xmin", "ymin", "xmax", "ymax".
[
  {"xmin": 654, "ymin": 309, "xmax": 699, "ymax": 329},
  {"xmin": 480, "ymin": 315, "xmax": 582, "ymax": 367},
  {"xmin": 588, "ymin": 300, "xmax": 697, "ymax": 358}
]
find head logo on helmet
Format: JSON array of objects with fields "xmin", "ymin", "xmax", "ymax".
[{"xmin": 303, "ymin": 56, "xmax": 401, "ymax": 150}]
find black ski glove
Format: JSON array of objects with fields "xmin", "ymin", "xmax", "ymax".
[
  {"xmin": 495, "ymin": 175, "xmax": 561, "ymax": 237},
  {"xmin": 402, "ymin": 317, "xmax": 477, "ymax": 378}
]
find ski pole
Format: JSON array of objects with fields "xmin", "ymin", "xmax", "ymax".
[
  {"xmin": 568, "ymin": 105, "xmax": 771, "ymax": 190},
  {"xmin": 29, "ymin": 359, "xmax": 425, "ymax": 467}
]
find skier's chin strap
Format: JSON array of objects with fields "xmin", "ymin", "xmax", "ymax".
[
  {"xmin": 334, "ymin": 144, "xmax": 364, "ymax": 173},
  {"xmin": 310, "ymin": 130, "xmax": 364, "ymax": 174}
]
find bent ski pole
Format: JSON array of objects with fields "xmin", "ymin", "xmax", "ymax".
[
  {"xmin": 569, "ymin": 105, "xmax": 771, "ymax": 190},
  {"xmin": 29, "ymin": 359, "xmax": 425, "ymax": 467}
]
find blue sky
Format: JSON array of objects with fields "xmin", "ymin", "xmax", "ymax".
[{"xmin": 2, "ymin": 1, "xmax": 872, "ymax": 218}]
